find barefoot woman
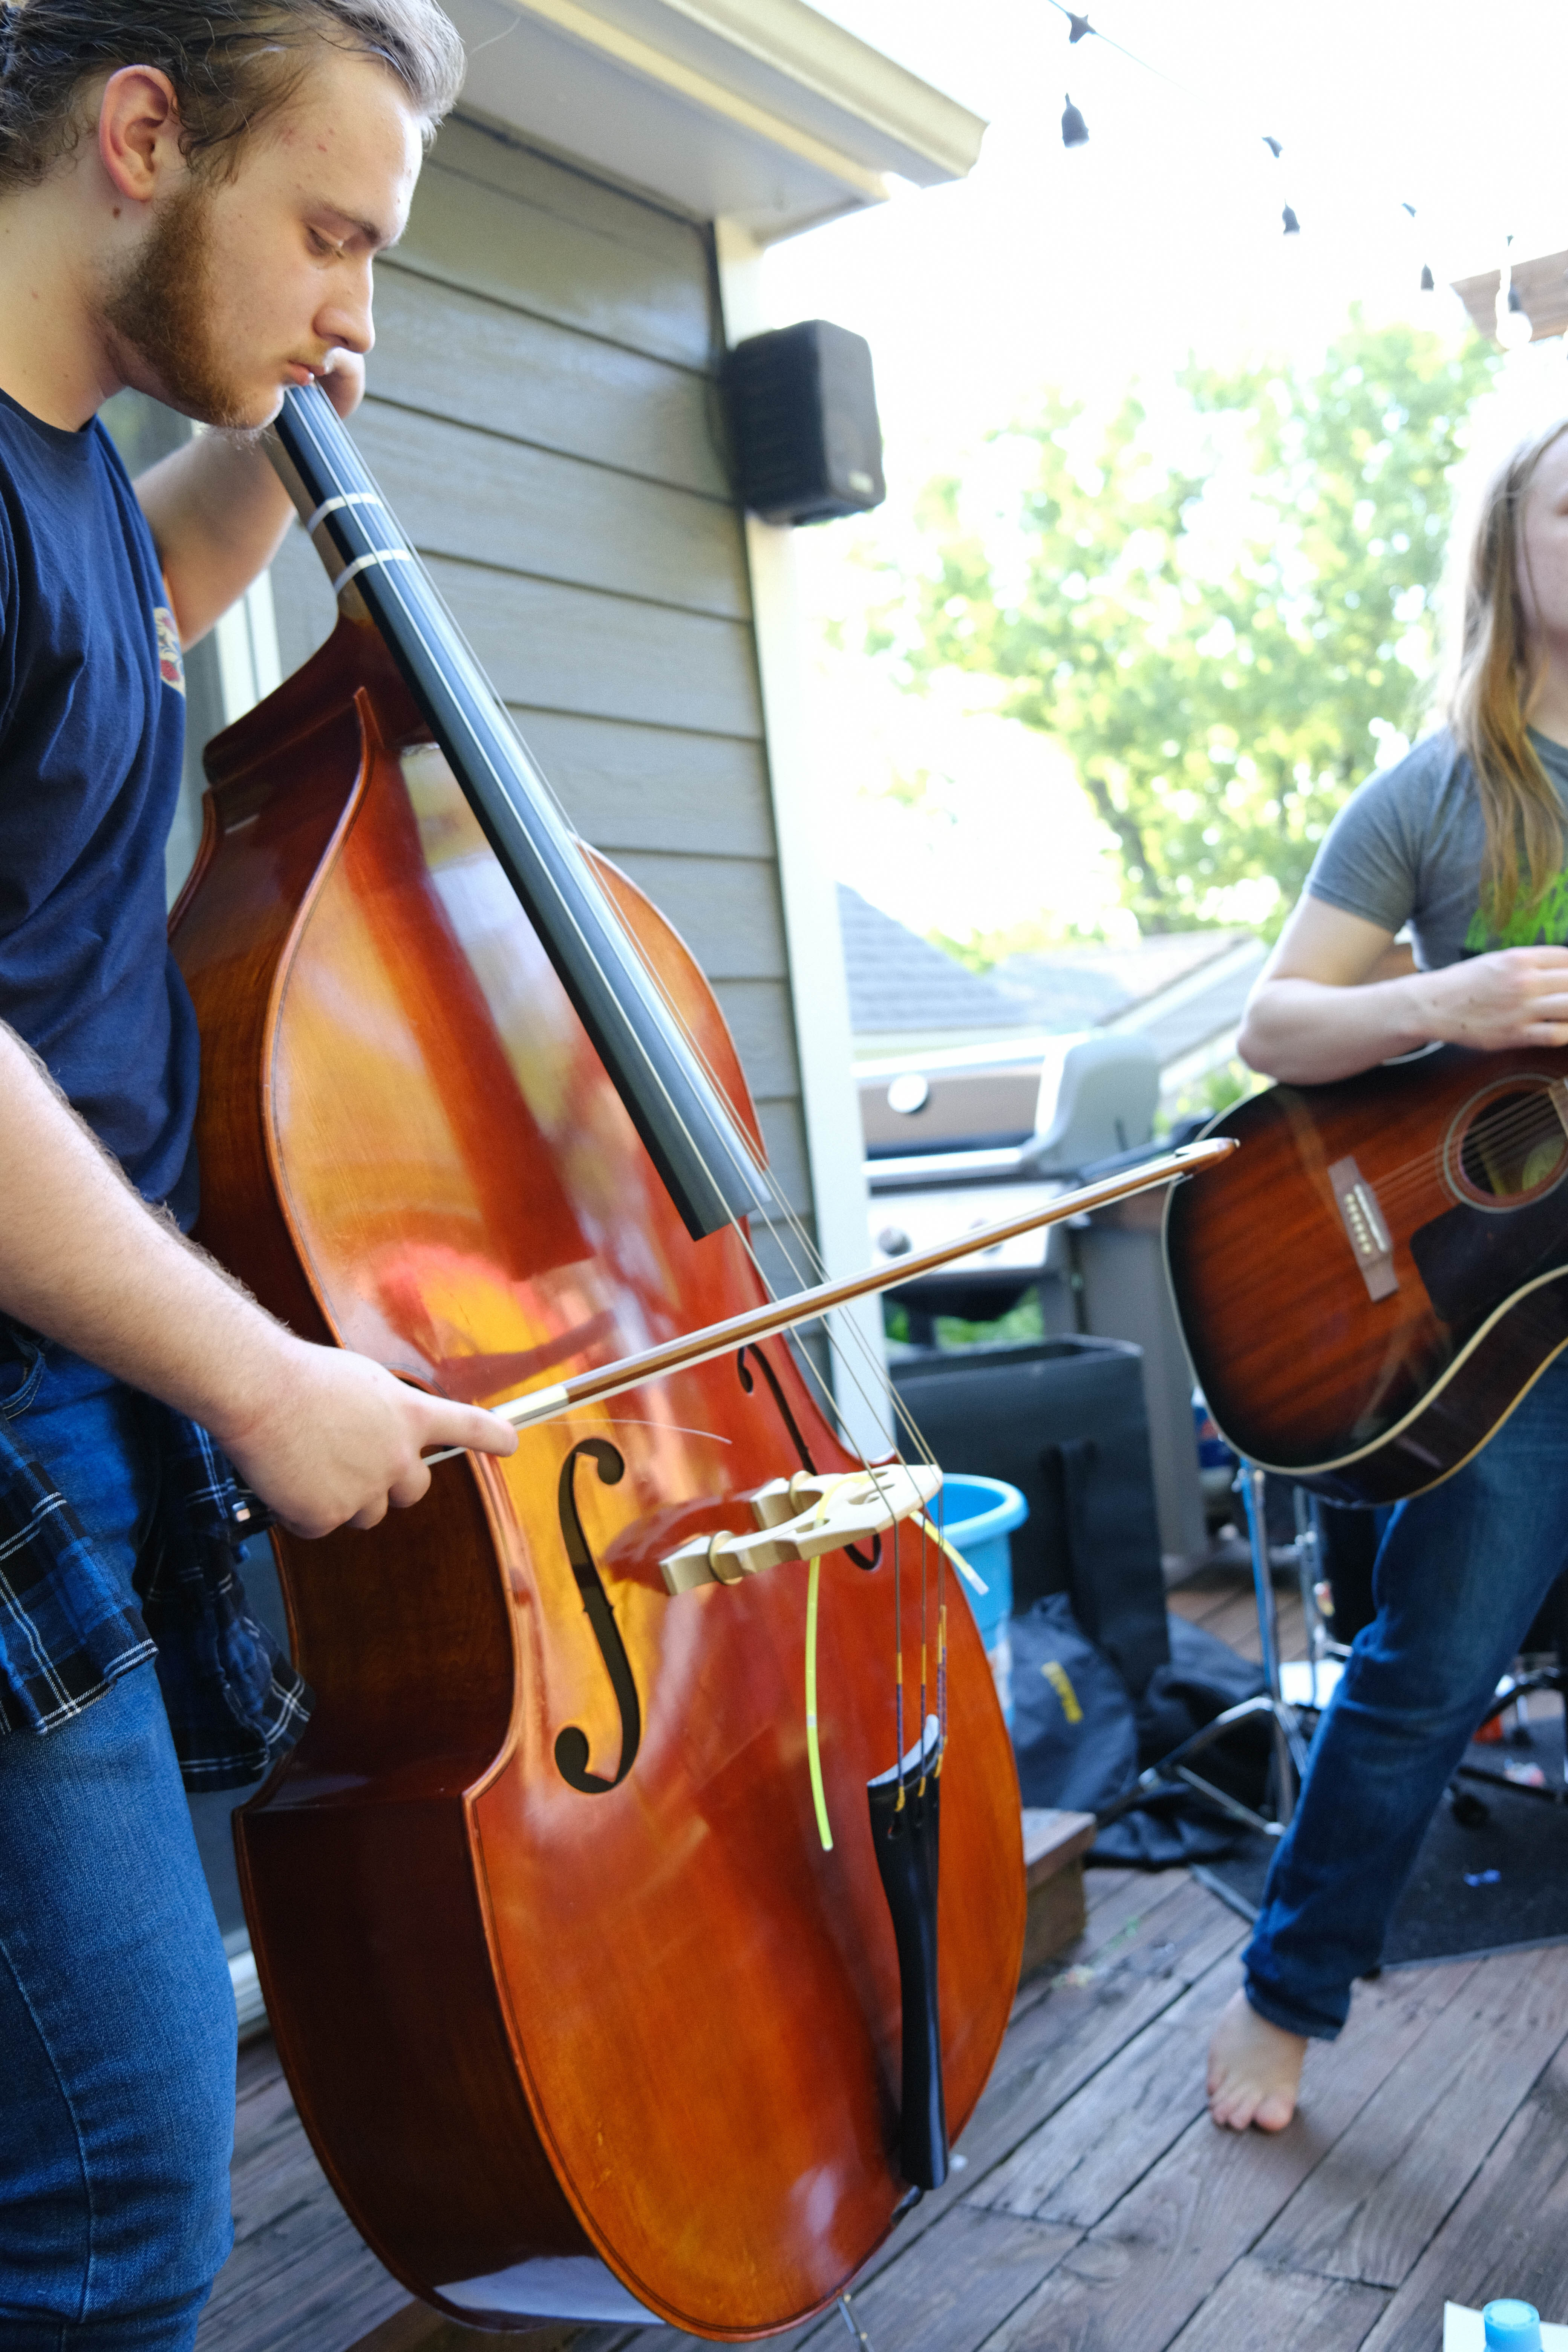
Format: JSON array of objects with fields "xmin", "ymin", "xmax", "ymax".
[{"xmin": 1209, "ymin": 416, "xmax": 1568, "ymax": 2132}]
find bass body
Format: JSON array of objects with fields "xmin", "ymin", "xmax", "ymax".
[
  {"xmin": 171, "ymin": 613, "xmax": 1023, "ymax": 2338},
  {"xmin": 1165, "ymin": 1042, "xmax": 1568, "ymax": 1504}
]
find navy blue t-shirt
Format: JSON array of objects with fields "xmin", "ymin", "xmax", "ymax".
[{"xmin": 0, "ymin": 392, "xmax": 199, "ymax": 1221}]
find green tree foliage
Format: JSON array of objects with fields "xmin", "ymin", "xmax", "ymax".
[{"xmin": 883, "ymin": 320, "xmax": 1497, "ymax": 934}]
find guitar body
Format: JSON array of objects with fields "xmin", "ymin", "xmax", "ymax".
[{"xmin": 1165, "ymin": 1043, "xmax": 1568, "ymax": 1504}]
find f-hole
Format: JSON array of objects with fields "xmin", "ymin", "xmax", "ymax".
[
  {"xmin": 737, "ymin": 1344, "xmax": 882, "ymax": 1573},
  {"xmin": 554, "ymin": 1439, "xmax": 641, "ymax": 1794}
]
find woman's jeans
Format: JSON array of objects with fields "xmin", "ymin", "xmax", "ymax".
[
  {"xmin": 0, "ymin": 1346, "xmax": 235, "ymax": 2348},
  {"xmin": 1245, "ymin": 1351, "xmax": 1568, "ymax": 2042}
]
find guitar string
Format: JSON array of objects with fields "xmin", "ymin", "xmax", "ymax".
[
  {"xmin": 1332, "ymin": 1093, "xmax": 1568, "ymax": 1220},
  {"xmin": 1239, "ymin": 1087, "xmax": 1568, "ymax": 1229},
  {"xmin": 289, "ymin": 391, "xmax": 948, "ymax": 1759}
]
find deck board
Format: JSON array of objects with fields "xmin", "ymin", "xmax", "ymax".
[
  {"xmin": 1165, "ymin": 2260, "xmax": 1391, "ymax": 2350},
  {"xmin": 1254, "ymin": 1943, "xmax": 1568, "ymax": 2288},
  {"xmin": 1358, "ymin": 2038, "xmax": 1568, "ymax": 2350},
  {"xmin": 197, "ymin": 1560, "xmax": 1568, "ymax": 2352},
  {"xmin": 966, "ymin": 1962, "xmax": 1478, "ymax": 2352},
  {"xmin": 971, "ymin": 1935, "xmax": 1250, "ymax": 2228}
]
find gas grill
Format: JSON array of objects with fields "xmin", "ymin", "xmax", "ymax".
[{"xmin": 863, "ymin": 1033, "xmax": 1162, "ymax": 1326}]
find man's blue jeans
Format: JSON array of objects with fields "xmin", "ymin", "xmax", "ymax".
[
  {"xmin": 1244, "ymin": 1351, "xmax": 1568, "ymax": 2042},
  {"xmin": 0, "ymin": 1344, "xmax": 235, "ymax": 2348}
]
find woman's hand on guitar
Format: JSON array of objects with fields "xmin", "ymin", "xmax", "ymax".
[
  {"xmin": 1242, "ymin": 899, "xmax": 1568, "ymax": 1081},
  {"xmin": 1420, "ymin": 946, "xmax": 1568, "ymax": 1052},
  {"xmin": 215, "ymin": 1339, "xmax": 519, "ymax": 1539}
]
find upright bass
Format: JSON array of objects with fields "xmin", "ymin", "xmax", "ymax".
[{"xmin": 170, "ymin": 386, "xmax": 1210, "ymax": 2335}]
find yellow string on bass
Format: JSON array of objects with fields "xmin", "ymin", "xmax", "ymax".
[{"xmin": 805, "ymin": 1553, "xmax": 833, "ymax": 1851}]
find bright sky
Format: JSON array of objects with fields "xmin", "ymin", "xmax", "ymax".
[{"xmin": 758, "ymin": 0, "xmax": 1568, "ymax": 946}]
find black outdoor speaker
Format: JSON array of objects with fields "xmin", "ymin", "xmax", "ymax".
[{"xmin": 724, "ymin": 320, "xmax": 885, "ymax": 526}]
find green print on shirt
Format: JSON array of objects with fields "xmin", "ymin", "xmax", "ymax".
[{"xmin": 1465, "ymin": 866, "xmax": 1568, "ymax": 952}]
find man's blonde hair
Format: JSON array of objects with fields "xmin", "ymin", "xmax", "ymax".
[{"xmin": 0, "ymin": 0, "xmax": 464, "ymax": 186}]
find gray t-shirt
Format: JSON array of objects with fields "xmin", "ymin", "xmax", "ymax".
[{"xmin": 1306, "ymin": 726, "xmax": 1568, "ymax": 967}]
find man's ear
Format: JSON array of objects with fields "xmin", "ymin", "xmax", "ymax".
[{"xmin": 98, "ymin": 66, "xmax": 184, "ymax": 207}]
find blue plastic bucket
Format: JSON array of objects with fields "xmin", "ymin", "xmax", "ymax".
[{"xmin": 939, "ymin": 1474, "xmax": 1027, "ymax": 1726}]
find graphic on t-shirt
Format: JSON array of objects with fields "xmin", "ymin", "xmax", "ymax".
[
  {"xmin": 1464, "ymin": 870, "xmax": 1568, "ymax": 954},
  {"xmin": 155, "ymin": 604, "xmax": 185, "ymax": 695}
]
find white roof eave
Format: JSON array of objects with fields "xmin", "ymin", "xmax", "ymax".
[{"xmin": 443, "ymin": 0, "xmax": 986, "ymax": 239}]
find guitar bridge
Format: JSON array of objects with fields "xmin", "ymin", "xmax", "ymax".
[{"xmin": 1329, "ymin": 1155, "xmax": 1398, "ymax": 1301}]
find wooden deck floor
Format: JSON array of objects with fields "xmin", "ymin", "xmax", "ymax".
[{"xmin": 198, "ymin": 1563, "xmax": 1568, "ymax": 2352}]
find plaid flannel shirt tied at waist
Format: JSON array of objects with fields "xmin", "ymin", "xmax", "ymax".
[{"xmin": 0, "ymin": 1396, "xmax": 311, "ymax": 1792}]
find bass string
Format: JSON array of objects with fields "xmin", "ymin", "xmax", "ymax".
[
  {"xmin": 320, "ymin": 426, "xmax": 941, "ymax": 1525},
  {"xmin": 289, "ymin": 394, "xmax": 781, "ymax": 1241},
  {"xmin": 450, "ymin": 657, "xmax": 950, "ymax": 1705},
  {"xmin": 608, "ymin": 940, "xmax": 946, "ymax": 1746},
  {"xmin": 580, "ymin": 843, "xmax": 952, "ymax": 1707},
  {"xmin": 573, "ymin": 852, "xmax": 942, "ymax": 1464},
  {"xmin": 291, "ymin": 392, "xmax": 946, "ymax": 1755}
]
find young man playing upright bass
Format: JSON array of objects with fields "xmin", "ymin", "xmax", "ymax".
[
  {"xmin": 0, "ymin": 6, "xmax": 518, "ymax": 2343},
  {"xmin": 1208, "ymin": 418, "xmax": 1568, "ymax": 2135}
]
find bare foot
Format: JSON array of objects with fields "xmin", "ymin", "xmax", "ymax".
[{"xmin": 1206, "ymin": 1988, "xmax": 1306, "ymax": 2132}]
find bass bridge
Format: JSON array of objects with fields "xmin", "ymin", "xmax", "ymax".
[{"xmin": 659, "ymin": 1464, "xmax": 943, "ymax": 1595}]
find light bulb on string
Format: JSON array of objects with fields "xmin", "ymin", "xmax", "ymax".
[
  {"xmin": 1498, "ymin": 289, "xmax": 1534, "ymax": 351},
  {"xmin": 1496, "ymin": 252, "xmax": 1533, "ymax": 351},
  {"xmin": 1061, "ymin": 93, "xmax": 1089, "ymax": 147},
  {"xmin": 1400, "ymin": 200, "xmax": 1433, "ymax": 294}
]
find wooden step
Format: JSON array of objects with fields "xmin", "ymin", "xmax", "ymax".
[{"xmin": 1020, "ymin": 1805, "xmax": 1097, "ymax": 1981}]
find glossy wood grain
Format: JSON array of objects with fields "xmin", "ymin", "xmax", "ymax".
[
  {"xmin": 1165, "ymin": 1046, "xmax": 1568, "ymax": 1502},
  {"xmin": 171, "ymin": 616, "xmax": 1024, "ymax": 2337}
]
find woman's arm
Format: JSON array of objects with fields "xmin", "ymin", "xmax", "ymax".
[{"xmin": 1237, "ymin": 897, "xmax": 1568, "ymax": 1084}]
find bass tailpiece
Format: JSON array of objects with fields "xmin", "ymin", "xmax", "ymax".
[{"xmin": 867, "ymin": 1716, "xmax": 948, "ymax": 2191}]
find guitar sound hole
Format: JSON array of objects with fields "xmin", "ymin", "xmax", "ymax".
[{"xmin": 1453, "ymin": 1086, "xmax": 1568, "ymax": 1207}]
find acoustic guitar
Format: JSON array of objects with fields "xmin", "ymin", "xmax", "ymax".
[{"xmin": 1164, "ymin": 1042, "xmax": 1568, "ymax": 1504}]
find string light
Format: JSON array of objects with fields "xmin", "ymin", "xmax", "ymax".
[
  {"xmin": 1043, "ymin": 0, "xmax": 1456, "ymax": 307},
  {"xmin": 1045, "ymin": 0, "xmax": 1552, "ymax": 346},
  {"xmin": 1498, "ymin": 283, "xmax": 1534, "ymax": 351},
  {"xmin": 1496, "ymin": 238, "xmax": 1534, "ymax": 351}
]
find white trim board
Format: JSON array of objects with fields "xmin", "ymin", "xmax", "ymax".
[
  {"xmin": 213, "ymin": 573, "xmax": 283, "ymax": 726},
  {"xmin": 444, "ymin": 0, "xmax": 984, "ymax": 239},
  {"xmin": 716, "ymin": 219, "xmax": 888, "ymax": 1452}
]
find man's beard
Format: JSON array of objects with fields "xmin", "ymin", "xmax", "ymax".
[{"xmin": 103, "ymin": 180, "xmax": 257, "ymax": 430}]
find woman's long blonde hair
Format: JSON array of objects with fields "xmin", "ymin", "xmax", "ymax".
[{"xmin": 1448, "ymin": 417, "xmax": 1568, "ymax": 929}]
